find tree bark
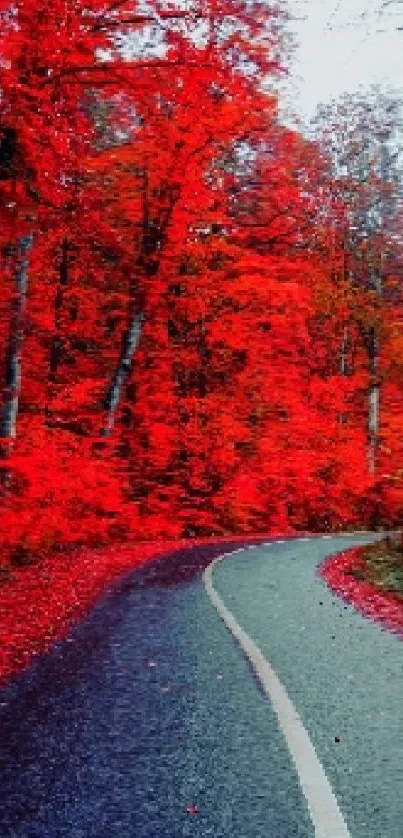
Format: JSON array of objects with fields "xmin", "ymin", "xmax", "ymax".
[
  {"xmin": 338, "ymin": 325, "xmax": 349, "ymax": 425},
  {"xmin": 99, "ymin": 171, "xmax": 179, "ymax": 437},
  {"xmin": 0, "ymin": 234, "xmax": 33, "ymax": 444},
  {"xmin": 368, "ymin": 324, "xmax": 380, "ymax": 476},
  {"xmin": 45, "ymin": 238, "xmax": 70, "ymax": 425},
  {"xmin": 367, "ymin": 264, "xmax": 382, "ymax": 476},
  {"xmin": 340, "ymin": 325, "xmax": 349, "ymax": 377},
  {"xmin": 101, "ymin": 308, "xmax": 143, "ymax": 436}
]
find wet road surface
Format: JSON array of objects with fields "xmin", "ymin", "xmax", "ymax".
[{"xmin": 0, "ymin": 535, "xmax": 401, "ymax": 837}]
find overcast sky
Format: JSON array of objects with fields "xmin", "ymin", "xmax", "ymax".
[{"xmin": 281, "ymin": 0, "xmax": 403, "ymax": 123}]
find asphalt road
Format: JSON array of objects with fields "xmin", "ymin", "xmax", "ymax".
[{"xmin": 0, "ymin": 535, "xmax": 402, "ymax": 837}]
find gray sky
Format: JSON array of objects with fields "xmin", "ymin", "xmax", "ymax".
[{"xmin": 282, "ymin": 0, "xmax": 403, "ymax": 121}]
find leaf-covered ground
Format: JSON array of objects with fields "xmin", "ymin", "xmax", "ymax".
[
  {"xmin": 319, "ymin": 542, "xmax": 403, "ymax": 637},
  {"xmin": 0, "ymin": 541, "xmax": 178, "ymax": 685},
  {"xmin": 2, "ymin": 534, "xmax": 402, "ymax": 689},
  {"xmin": 0, "ymin": 532, "xmax": 283, "ymax": 686},
  {"xmin": 361, "ymin": 538, "xmax": 403, "ymax": 598}
]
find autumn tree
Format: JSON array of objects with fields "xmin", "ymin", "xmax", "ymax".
[
  {"xmin": 311, "ymin": 88, "xmax": 403, "ymax": 475},
  {"xmin": 86, "ymin": 0, "xmax": 285, "ymax": 438}
]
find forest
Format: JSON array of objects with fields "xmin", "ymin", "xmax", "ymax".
[{"xmin": 1, "ymin": 0, "xmax": 403, "ymax": 570}]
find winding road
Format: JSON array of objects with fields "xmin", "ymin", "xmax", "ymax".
[{"xmin": 0, "ymin": 534, "xmax": 402, "ymax": 837}]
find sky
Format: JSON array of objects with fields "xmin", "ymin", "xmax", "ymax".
[{"xmin": 281, "ymin": 0, "xmax": 403, "ymax": 123}]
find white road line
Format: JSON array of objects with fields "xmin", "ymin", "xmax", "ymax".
[{"xmin": 203, "ymin": 551, "xmax": 352, "ymax": 838}]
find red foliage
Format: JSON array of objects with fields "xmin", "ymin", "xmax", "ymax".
[
  {"xmin": 0, "ymin": 541, "xmax": 176, "ymax": 684},
  {"xmin": 319, "ymin": 547, "xmax": 403, "ymax": 638},
  {"xmin": 0, "ymin": 532, "xmax": 282, "ymax": 685}
]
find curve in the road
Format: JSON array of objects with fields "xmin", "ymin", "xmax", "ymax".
[
  {"xmin": 1, "ymin": 532, "xmax": 400, "ymax": 838},
  {"xmin": 204, "ymin": 541, "xmax": 351, "ymax": 838},
  {"xmin": 204, "ymin": 533, "xmax": 402, "ymax": 838}
]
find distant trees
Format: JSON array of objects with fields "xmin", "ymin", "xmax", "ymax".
[{"xmin": 311, "ymin": 88, "xmax": 403, "ymax": 476}]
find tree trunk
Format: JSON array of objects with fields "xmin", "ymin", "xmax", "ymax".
[
  {"xmin": 101, "ymin": 308, "xmax": 143, "ymax": 437},
  {"xmin": 367, "ymin": 262, "xmax": 382, "ymax": 476},
  {"xmin": 99, "ymin": 171, "xmax": 179, "ymax": 438},
  {"xmin": 340, "ymin": 325, "xmax": 349, "ymax": 377},
  {"xmin": 368, "ymin": 324, "xmax": 379, "ymax": 476},
  {"xmin": 338, "ymin": 325, "xmax": 349, "ymax": 425},
  {"xmin": 0, "ymin": 234, "xmax": 33, "ymax": 444},
  {"xmin": 45, "ymin": 239, "xmax": 70, "ymax": 425}
]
